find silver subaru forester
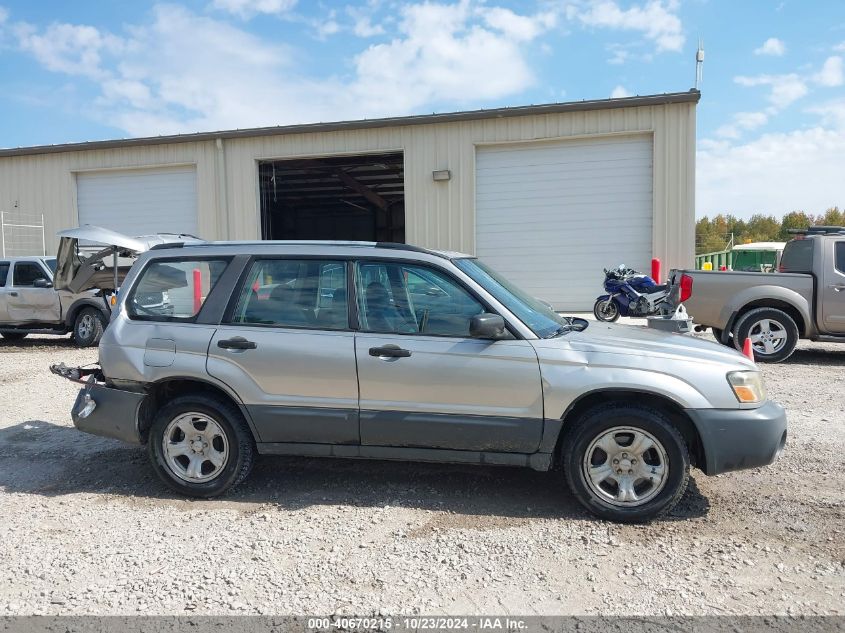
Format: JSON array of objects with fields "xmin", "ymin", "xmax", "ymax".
[{"xmin": 52, "ymin": 241, "xmax": 787, "ymax": 522}]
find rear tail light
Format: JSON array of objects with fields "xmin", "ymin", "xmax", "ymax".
[{"xmin": 679, "ymin": 274, "xmax": 693, "ymax": 303}]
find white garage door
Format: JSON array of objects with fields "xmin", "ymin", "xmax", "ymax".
[
  {"xmin": 77, "ymin": 165, "xmax": 198, "ymax": 237},
  {"xmin": 475, "ymin": 135, "xmax": 653, "ymax": 311}
]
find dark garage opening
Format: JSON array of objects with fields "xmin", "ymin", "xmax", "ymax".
[{"xmin": 259, "ymin": 152, "xmax": 405, "ymax": 242}]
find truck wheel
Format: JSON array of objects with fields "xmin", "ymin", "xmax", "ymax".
[
  {"xmin": 148, "ymin": 394, "xmax": 255, "ymax": 498},
  {"xmin": 593, "ymin": 298, "xmax": 620, "ymax": 322},
  {"xmin": 562, "ymin": 404, "xmax": 689, "ymax": 523},
  {"xmin": 72, "ymin": 307, "xmax": 105, "ymax": 347},
  {"xmin": 732, "ymin": 307, "xmax": 798, "ymax": 363},
  {"xmin": 0, "ymin": 332, "xmax": 28, "ymax": 342},
  {"xmin": 711, "ymin": 328, "xmax": 733, "ymax": 347}
]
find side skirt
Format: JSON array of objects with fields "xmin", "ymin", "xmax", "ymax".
[{"xmin": 256, "ymin": 442, "xmax": 553, "ymax": 471}]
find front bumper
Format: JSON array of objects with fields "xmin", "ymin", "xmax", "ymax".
[
  {"xmin": 71, "ymin": 381, "xmax": 146, "ymax": 445},
  {"xmin": 685, "ymin": 400, "xmax": 787, "ymax": 475}
]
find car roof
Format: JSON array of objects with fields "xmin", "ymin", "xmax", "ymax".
[{"xmin": 146, "ymin": 240, "xmax": 472, "ymax": 261}]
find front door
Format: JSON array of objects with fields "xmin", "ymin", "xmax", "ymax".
[
  {"xmin": 7, "ymin": 261, "xmax": 60, "ymax": 323},
  {"xmin": 821, "ymin": 240, "xmax": 845, "ymax": 334},
  {"xmin": 353, "ymin": 260, "xmax": 544, "ymax": 453},
  {"xmin": 206, "ymin": 258, "xmax": 360, "ymax": 444}
]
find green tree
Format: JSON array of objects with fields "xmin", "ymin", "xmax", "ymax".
[
  {"xmin": 779, "ymin": 211, "xmax": 813, "ymax": 239},
  {"xmin": 818, "ymin": 207, "xmax": 844, "ymax": 227}
]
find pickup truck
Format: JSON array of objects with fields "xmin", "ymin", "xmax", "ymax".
[
  {"xmin": 669, "ymin": 226, "xmax": 845, "ymax": 362},
  {"xmin": 0, "ymin": 226, "xmax": 192, "ymax": 347},
  {"xmin": 0, "ymin": 255, "xmax": 113, "ymax": 346}
]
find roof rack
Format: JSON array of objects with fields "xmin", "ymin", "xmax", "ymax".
[{"xmin": 786, "ymin": 226, "xmax": 845, "ymax": 236}]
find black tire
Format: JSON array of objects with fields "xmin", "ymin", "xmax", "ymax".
[
  {"xmin": 148, "ymin": 394, "xmax": 255, "ymax": 498},
  {"xmin": 732, "ymin": 307, "xmax": 798, "ymax": 363},
  {"xmin": 593, "ymin": 298, "xmax": 620, "ymax": 322},
  {"xmin": 0, "ymin": 332, "xmax": 28, "ymax": 342},
  {"xmin": 72, "ymin": 307, "xmax": 105, "ymax": 348},
  {"xmin": 711, "ymin": 328, "xmax": 733, "ymax": 347},
  {"xmin": 562, "ymin": 404, "xmax": 689, "ymax": 523}
]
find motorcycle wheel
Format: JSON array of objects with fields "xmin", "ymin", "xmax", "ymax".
[{"xmin": 593, "ymin": 298, "xmax": 621, "ymax": 322}]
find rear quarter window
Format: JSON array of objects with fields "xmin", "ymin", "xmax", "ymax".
[
  {"xmin": 836, "ymin": 242, "xmax": 845, "ymax": 274},
  {"xmin": 0, "ymin": 263, "xmax": 8, "ymax": 287},
  {"xmin": 779, "ymin": 239, "xmax": 814, "ymax": 273},
  {"xmin": 127, "ymin": 258, "xmax": 228, "ymax": 321}
]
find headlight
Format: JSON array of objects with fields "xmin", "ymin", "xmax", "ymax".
[{"xmin": 727, "ymin": 371, "xmax": 766, "ymax": 404}]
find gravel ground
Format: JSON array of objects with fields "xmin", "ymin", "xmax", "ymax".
[{"xmin": 0, "ymin": 331, "xmax": 842, "ymax": 616}]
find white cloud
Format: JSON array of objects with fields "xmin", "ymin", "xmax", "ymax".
[
  {"xmin": 834, "ymin": 41, "xmax": 845, "ymax": 53},
  {"xmin": 14, "ymin": 21, "xmax": 124, "ymax": 80},
  {"xmin": 351, "ymin": 1, "xmax": 542, "ymax": 115},
  {"xmin": 715, "ymin": 110, "xmax": 768, "ymax": 139},
  {"xmin": 698, "ymin": 126, "xmax": 845, "ymax": 217},
  {"xmin": 569, "ymin": 0, "xmax": 684, "ymax": 53},
  {"xmin": 481, "ymin": 7, "xmax": 557, "ymax": 41},
  {"xmin": 210, "ymin": 0, "xmax": 297, "ymax": 18},
  {"xmin": 814, "ymin": 55, "xmax": 844, "ymax": 87},
  {"xmin": 754, "ymin": 37, "xmax": 785, "ymax": 56},
  {"xmin": 734, "ymin": 73, "xmax": 808, "ymax": 109},
  {"xmin": 11, "ymin": 1, "xmax": 552, "ymax": 136},
  {"xmin": 0, "ymin": 6, "xmax": 8, "ymax": 23},
  {"xmin": 610, "ymin": 85, "xmax": 630, "ymax": 98}
]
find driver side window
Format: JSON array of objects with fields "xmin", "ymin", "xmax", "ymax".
[{"xmin": 355, "ymin": 261, "xmax": 484, "ymax": 337}]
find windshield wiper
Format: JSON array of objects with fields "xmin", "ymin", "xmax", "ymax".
[{"xmin": 545, "ymin": 324, "xmax": 573, "ymax": 338}]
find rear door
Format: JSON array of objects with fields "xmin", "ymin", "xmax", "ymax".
[
  {"xmin": 821, "ymin": 240, "xmax": 845, "ymax": 333},
  {"xmin": 206, "ymin": 258, "xmax": 359, "ymax": 445},
  {"xmin": 6, "ymin": 261, "xmax": 60, "ymax": 323},
  {"xmin": 353, "ymin": 259, "xmax": 544, "ymax": 453}
]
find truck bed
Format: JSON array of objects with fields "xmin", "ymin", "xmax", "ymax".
[{"xmin": 669, "ymin": 269, "xmax": 815, "ymax": 331}]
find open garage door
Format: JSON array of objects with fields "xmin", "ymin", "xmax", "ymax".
[
  {"xmin": 259, "ymin": 152, "xmax": 404, "ymax": 243},
  {"xmin": 475, "ymin": 135, "xmax": 653, "ymax": 311},
  {"xmin": 76, "ymin": 165, "xmax": 198, "ymax": 237}
]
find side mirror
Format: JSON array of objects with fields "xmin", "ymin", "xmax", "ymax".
[
  {"xmin": 470, "ymin": 313, "xmax": 508, "ymax": 339},
  {"xmin": 33, "ymin": 278, "xmax": 53, "ymax": 288}
]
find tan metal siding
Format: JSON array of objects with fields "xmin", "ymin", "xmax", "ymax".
[{"xmin": 0, "ymin": 102, "xmax": 695, "ymax": 271}]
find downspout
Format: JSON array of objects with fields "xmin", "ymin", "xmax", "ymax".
[{"xmin": 215, "ymin": 138, "xmax": 229, "ymax": 240}]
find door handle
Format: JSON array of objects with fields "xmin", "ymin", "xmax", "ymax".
[
  {"xmin": 217, "ymin": 337, "xmax": 257, "ymax": 350},
  {"xmin": 369, "ymin": 345, "xmax": 411, "ymax": 358},
  {"xmin": 9, "ymin": 292, "xmax": 17, "ymax": 297},
  {"xmin": 830, "ymin": 285, "xmax": 845, "ymax": 292}
]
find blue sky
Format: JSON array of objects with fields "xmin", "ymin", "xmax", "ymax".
[{"xmin": 0, "ymin": 0, "xmax": 843, "ymax": 218}]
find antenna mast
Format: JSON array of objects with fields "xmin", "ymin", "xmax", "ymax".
[{"xmin": 695, "ymin": 39, "xmax": 704, "ymax": 89}]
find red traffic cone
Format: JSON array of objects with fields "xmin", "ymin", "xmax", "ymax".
[{"xmin": 742, "ymin": 337, "xmax": 755, "ymax": 362}]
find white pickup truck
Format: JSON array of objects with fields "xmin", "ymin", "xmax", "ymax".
[
  {"xmin": 0, "ymin": 226, "xmax": 194, "ymax": 346},
  {"xmin": 0, "ymin": 255, "xmax": 114, "ymax": 346},
  {"xmin": 669, "ymin": 226, "xmax": 845, "ymax": 362}
]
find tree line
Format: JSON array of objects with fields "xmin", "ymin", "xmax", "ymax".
[{"xmin": 696, "ymin": 208, "xmax": 844, "ymax": 255}]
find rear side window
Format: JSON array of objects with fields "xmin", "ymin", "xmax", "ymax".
[
  {"xmin": 127, "ymin": 259, "xmax": 228, "ymax": 321},
  {"xmin": 836, "ymin": 242, "xmax": 845, "ymax": 274},
  {"xmin": 230, "ymin": 259, "xmax": 348, "ymax": 330},
  {"xmin": 0, "ymin": 263, "xmax": 8, "ymax": 287},
  {"xmin": 779, "ymin": 239, "xmax": 814, "ymax": 273},
  {"xmin": 13, "ymin": 262, "xmax": 48, "ymax": 286}
]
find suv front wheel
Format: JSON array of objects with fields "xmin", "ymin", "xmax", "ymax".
[
  {"xmin": 148, "ymin": 395, "xmax": 255, "ymax": 497},
  {"xmin": 562, "ymin": 404, "xmax": 689, "ymax": 523}
]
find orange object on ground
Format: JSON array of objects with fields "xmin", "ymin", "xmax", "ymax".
[{"xmin": 742, "ymin": 337, "xmax": 755, "ymax": 362}]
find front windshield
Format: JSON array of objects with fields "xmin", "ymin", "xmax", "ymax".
[{"xmin": 454, "ymin": 258, "xmax": 571, "ymax": 338}]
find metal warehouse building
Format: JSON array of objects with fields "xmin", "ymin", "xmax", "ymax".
[{"xmin": 0, "ymin": 90, "xmax": 699, "ymax": 310}]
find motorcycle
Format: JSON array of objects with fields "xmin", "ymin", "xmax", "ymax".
[{"xmin": 593, "ymin": 264, "xmax": 670, "ymax": 322}]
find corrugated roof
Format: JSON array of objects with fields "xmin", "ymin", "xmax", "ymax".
[{"xmin": 0, "ymin": 90, "xmax": 700, "ymax": 158}]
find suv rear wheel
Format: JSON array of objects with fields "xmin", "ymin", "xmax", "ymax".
[
  {"xmin": 562, "ymin": 404, "xmax": 689, "ymax": 523},
  {"xmin": 148, "ymin": 394, "xmax": 255, "ymax": 497}
]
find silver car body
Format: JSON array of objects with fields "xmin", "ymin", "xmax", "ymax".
[{"xmin": 65, "ymin": 241, "xmax": 787, "ymax": 478}]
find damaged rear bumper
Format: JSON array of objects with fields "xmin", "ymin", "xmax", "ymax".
[{"xmin": 51, "ymin": 364, "xmax": 146, "ymax": 445}]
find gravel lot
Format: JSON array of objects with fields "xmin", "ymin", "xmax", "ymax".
[{"xmin": 0, "ymin": 330, "xmax": 842, "ymax": 616}]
